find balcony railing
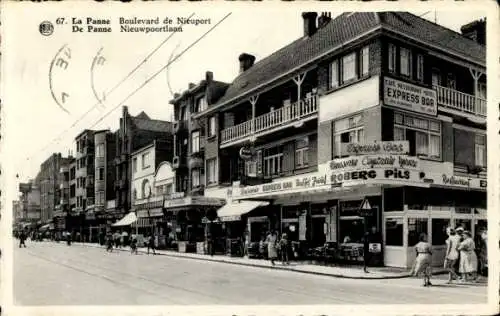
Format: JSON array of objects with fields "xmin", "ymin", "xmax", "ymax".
[
  {"xmin": 434, "ymin": 85, "xmax": 486, "ymax": 117},
  {"xmin": 221, "ymin": 95, "xmax": 318, "ymax": 144}
]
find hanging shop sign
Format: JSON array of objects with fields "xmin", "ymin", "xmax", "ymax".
[
  {"xmin": 329, "ymin": 155, "xmax": 420, "ymax": 172},
  {"xmin": 383, "ymin": 77, "xmax": 437, "ymax": 116},
  {"xmin": 340, "ymin": 141, "xmax": 409, "ymax": 156},
  {"xmin": 136, "ymin": 208, "xmax": 164, "ymax": 218},
  {"xmin": 163, "ymin": 196, "xmax": 225, "ymax": 209},
  {"xmin": 239, "ymin": 147, "xmax": 254, "ymax": 160}
]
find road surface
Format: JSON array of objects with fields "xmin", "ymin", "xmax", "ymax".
[{"xmin": 14, "ymin": 241, "xmax": 487, "ymax": 305}]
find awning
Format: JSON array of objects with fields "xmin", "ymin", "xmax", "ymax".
[
  {"xmin": 217, "ymin": 201, "xmax": 269, "ymax": 222},
  {"xmin": 39, "ymin": 224, "xmax": 51, "ymax": 230},
  {"xmin": 112, "ymin": 212, "xmax": 137, "ymax": 227}
]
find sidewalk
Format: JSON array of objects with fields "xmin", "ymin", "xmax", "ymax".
[{"xmin": 69, "ymin": 241, "xmax": 448, "ymax": 280}]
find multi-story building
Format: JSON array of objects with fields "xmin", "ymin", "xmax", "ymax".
[
  {"xmin": 168, "ymin": 72, "xmax": 228, "ymax": 252},
  {"xmin": 18, "ymin": 180, "xmax": 41, "ymax": 226},
  {"xmin": 94, "ymin": 129, "xmax": 117, "ymax": 239},
  {"xmin": 112, "ymin": 106, "xmax": 173, "ymax": 220},
  {"xmin": 13, "ymin": 200, "xmax": 23, "ymax": 227},
  {"xmin": 194, "ymin": 12, "xmax": 486, "ymax": 267},
  {"xmin": 38, "ymin": 153, "xmax": 71, "ymax": 224},
  {"xmin": 74, "ymin": 130, "xmax": 96, "ymax": 240},
  {"xmin": 128, "ymin": 140, "xmax": 174, "ymax": 241},
  {"xmin": 53, "ymin": 154, "xmax": 73, "ymax": 233}
]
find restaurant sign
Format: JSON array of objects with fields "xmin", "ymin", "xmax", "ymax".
[
  {"xmin": 340, "ymin": 141, "xmax": 409, "ymax": 156},
  {"xmin": 239, "ymin": 173, "xmax": 329, "ymax": 197},
  {"xmin": 384, "ymin": 77, "xmax": 437, "ymax": 116},
  {"xmin": 329, "ymin": 155, "xmax": 420, "ymax": 171},
  {"xmin": 422, "ymin": 174, "xmax": 487, "ymax": 189}
]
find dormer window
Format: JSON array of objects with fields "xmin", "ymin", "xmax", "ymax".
[{"xmin": 196, "ymin": 96, "xmax": 207, "ymax": 113}]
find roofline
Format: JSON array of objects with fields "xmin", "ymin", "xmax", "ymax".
[
  {"xmin": 75, "ymin": 129, "xmax": 94, "ymax": 140},
  {"xmin": 194, "ymin": 25, "xmax": 383, "ymax": 117},
  {"xmin": 130, "ymin": 141, "xmax": 156, "ymax": 157},
  {"xmin": 383, "ymin": 25, "xmax": 485, "ymax": 68}
]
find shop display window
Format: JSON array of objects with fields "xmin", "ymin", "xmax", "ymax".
[
  {"xmin": 385, "ymin": 217, "xmax": 403, "ymax": 246},
  {"xmin": 408, "ymin": 218, "xmax": 428, "ymax": 247},
  {"xmin": 431, "ymin": 218, "xmax": 450, "ymax": 246},
  {"xmin": 339, "ymin": 218, "xmax": 365, "ymax": 243}
]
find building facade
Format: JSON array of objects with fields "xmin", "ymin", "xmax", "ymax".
[
  {"xmin": 130, "ymin": 140, "xmax": 174, "ymax": 241},
  {"xmin": 18, "ymin": 181, "xmax": 41, "ymax": 226},
  {"xmin": 94, "ymin": 129, "xmax": 117, "ymax": 238},
  {"xmin": 112, "ymin": 106, "xmax": 173, "ymax": 220},
  {"xmin": 53, "ymin": 155, "xmax": 73, "ymax": 232},
  {"xmin": 38, "ymin": 153, "xmax": 71, "ymax": 224},
  {"xmin": 168, "ymin": 72, "xmax": 229, "ymax": 252},
  {"xmin": 193, "ymin": 12, "xmax": 486, "ymax": 267}
]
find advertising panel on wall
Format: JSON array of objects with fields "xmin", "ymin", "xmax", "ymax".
[
  {"xmin": 383, "ymin": 77, "xmax": 437, "ymax": 116},
  {"xmin": 339, "ymin": 141, "xmax": 409, "ymax": 156}
]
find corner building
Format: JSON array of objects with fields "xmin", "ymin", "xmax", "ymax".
[{"xmin": 197, "ymin": 12, "xmax": 487, "ymax": 267}]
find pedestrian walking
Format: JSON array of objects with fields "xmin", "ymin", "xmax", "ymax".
[
  {"xmin": 66, "ymin": 231, "xmax": 72, "ymax": 246},
  {"xmin": 147, "ymin": 234, "xmax": 156, "ymax": 255},
  {"xmin": 279, "ymin": 233, "xmax": 289, "ymax": 265},
  {"xmin": 444, "ymin": 227, "xmax": 460, "ymax": 283},
  {"xmin": 411, "ymin": 233, "xmax": 432, "ymax": 287},
  {"xmin": 19, "ymin": 231, "xmax": 27, "ymax": 248},
  {"xmin": 266, "ymin": 230, "xmax": 278, "ymax": 265},
  {"xmin": 130, "ymin": 235, "xmax": 138, "ymax": 255},
  {"xmin": 113, "ymin": 231, "xmax": 121, "ymax": 248},
  {"xmin": 458, "ymin": 230, "xmax": 478, "ymax": 282},
  {"xmin": 121, "ymin": 230, "xmax": 129, "ymax": 247},
  {"xmin": 106, "ymin": 232, "xmax": 114, "ymax": 252}
]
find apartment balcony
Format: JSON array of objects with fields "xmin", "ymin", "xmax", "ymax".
[
  {"xmin": 434, "ymin": 85, "xmax": 486, "ymax": 118},
  {"xmin": 60, "ymin": 182, "xmax": 69, "ymax": 190},
  {"xmin": 220, "ymin": 95, "xmax": 318, "ymax": 146},
  {"xmin": 453, "ymin": 164, "xmax": 487, "ymax": 179}
]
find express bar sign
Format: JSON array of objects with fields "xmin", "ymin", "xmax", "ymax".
[{"xmin": 384, "ymin": 77, "xmax": 437, "ymax": 116}]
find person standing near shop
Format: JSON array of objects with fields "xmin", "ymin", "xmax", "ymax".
[
  {"xmin": 147, "ymin": 234, "xmax": 156, "ymax": 255},
  {"xmin": 266, "ymin": 230, "xmax": 278, "ymax": 265},
  {"xmin": 363, "ymin": 226, "xmax": 381, "ymax": 273},
  {"xmin": 458, "ymin": 230, "xmax": 478, "ymax": 282},
  {"xmin": 19, "ymin": 230, "xmax": 27, "ymax": 248},
  {"xmin": 444, "ymin": 227, "xmax": 460, "ymax": 283},
  {"xmin": 279, "ymin": 233, "xmax": 289, "ymax": 265},
  {"xmin": 411, "ymin": 233, "xmax": 433, "ymax": 287}
]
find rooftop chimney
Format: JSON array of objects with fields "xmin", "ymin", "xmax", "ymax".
[
  {"xmin": 238, "ymin": 53, "xmax": 256, "ymax": 73},
  {"xmin": 318, "ymin": 12, "xmax": 332, "ymax": 29},
  {"xmin": 460, "ymin": 18, "xmax": 486, "ymax": 45},
  {"xmin": 188, "ymin": 83, "xmax": 196, "ymax": 89},
  {"xmin": 205, "ymin": 71, "xmax": 214, "ymax": 82},
  {"xmin": 174, "ymin": 93, "xmax": 180, "ymax": 98},
  {"xmin": 302, "ymin": 12, "xmax": 318, "ymax": 37}
]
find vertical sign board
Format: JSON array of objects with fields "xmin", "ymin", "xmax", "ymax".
[{"xmin": 298, "ymin": 213, "xmax": 307, "ymax": 241}]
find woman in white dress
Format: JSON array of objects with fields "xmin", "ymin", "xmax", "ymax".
[
  {"xmin": 444, "ymin": 227, "xmax": 460, "ymax": 283},
  {"xmin": 266, "ymin": 231, "xmax": 278, "ymax": 265},
  {"xmin": 458, "ymin": 231, "xmax": 478, "ymax": 282}
]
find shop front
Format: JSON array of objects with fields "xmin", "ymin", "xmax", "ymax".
[
  {"xmin": 383, "ymin": 186, "xmax": 487, "ymax": 268},
  {"xmin": 163, "ymin": 195, "xmax": 225, "ymax": 253}
]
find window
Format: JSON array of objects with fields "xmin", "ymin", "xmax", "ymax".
[
  {"xmin": 475, "ymin": 134, "xmax": 486, "ymax": 167},
  {"xmin": 142, "ymin": 152, "xmax": 150, "ymax": 169},
  {"xmin": 96, "ymin": 191, "xmax": 105, "ymax": 206},
  {"xmin": 263, "ymin": 146, "xmax": 284, "ymax": 177},
  {"xmin": 431, "ymin": 68, "xmax": 441, "ymax": 86},
  {"xmin": 96, "ymin": 144, "xmax": 105, "ymax": 158},
  {"xmin": 342, "ymin": 53, "xmax": 357, "ymax": 82},
  {"xmin": 97, "ymin": 167, "xmax": 104, "ymax": 181},
  {"xmin": 208, "ymin": 116, "xmax": 216, "ymax": 137},
  {"xmin": 141, "ymin": 179, "xmax": 151, "ymax": 198},
  {"xmin": 400, "ymin": 47, "xmax": 412, "ymax": 77},
  {"xmin": 133, "ymin": 158, "xmax": 137, "ymax": 173},
  {"xmin": 330, "ymin": 60, "xmax": 339, "ymax": 88},
  {"xmin": 295, "ymin": 136, "xmax": 309, "ymax": 168},
  {"xmin": 388, "ymin": 44, "xmax": 397, "ymax": 73},
  {"xmin": 192, "ymin": 169, "xmax": 200, "ymax": 187},
  {"xmin": 408, "ymin": 218, "xmax": 428, "ymax": 247},
  {"xmin": 76, "ymin": 142, "xmax": 80, "ymax": 154},
  {"xmin": 416, "ymin": 54, "xmax": 424, "ymax": 82},
  {"xmin": 206, "ymin": 158, "xmax": 217, "ymax": 184},
  {"xmin": 191, "ymin": 131, "xmax": 200, "ymax": 153},
  {"xmin": 333, "ymin": 114, "xmax": 364, "ymax": 157},
  {"xmin": 394, "ymin": 112, "xmax": 441, "ymax": 159},
  {"xmin": 385, "ymin": 218, "xmax": 403, "ymax": 246},
  {"xmin": 360, "ymin": 46, "xmax": 369, "ymax": 77},
  {"xmin": 165, "ymin": 184, "xmax": 173, "ymax": 195},
  {"xmin": 133, "ymin": 189, "xmax": 137, "ymax": 200},
  {"xmin": 196, "ymin": 97, "xmax": 207, "ymax": 113},
  {"xmin": 180, "ymin": 107, "xmax": 187, "ymax": 121},
  {"xmin": 431, "ymin": 218, "xmax": 450, "ymax": 246}
]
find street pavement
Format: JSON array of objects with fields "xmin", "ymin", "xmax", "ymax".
[{"xmin": 14, "ymin": 241, "xmax": 487, "ymax": 305}]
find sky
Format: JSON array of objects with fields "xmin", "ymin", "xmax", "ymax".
[{"xmin": 1, "ymin": 2, "xmax": 491, "ymax": 200}]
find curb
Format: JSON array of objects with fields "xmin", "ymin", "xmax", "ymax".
[{"xmin": 69, "ymin": 242, "xmax": 421, "ymax": 280}]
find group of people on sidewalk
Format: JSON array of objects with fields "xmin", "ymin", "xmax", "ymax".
[
  {"xmin": 411, "ymin": 226, "xmax": 487, "ymax": 287},
  {"xmin": 104, "ymin": 231, "xmax": 157, "ymax": 255},
  {"xmin": 263, "ymin": 230, "xmax": 291, "ymax": 266}
]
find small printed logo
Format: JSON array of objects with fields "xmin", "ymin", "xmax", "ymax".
[{"xmin": 39, "ymin": 21, "xmax": 54, "ymax": 36}]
